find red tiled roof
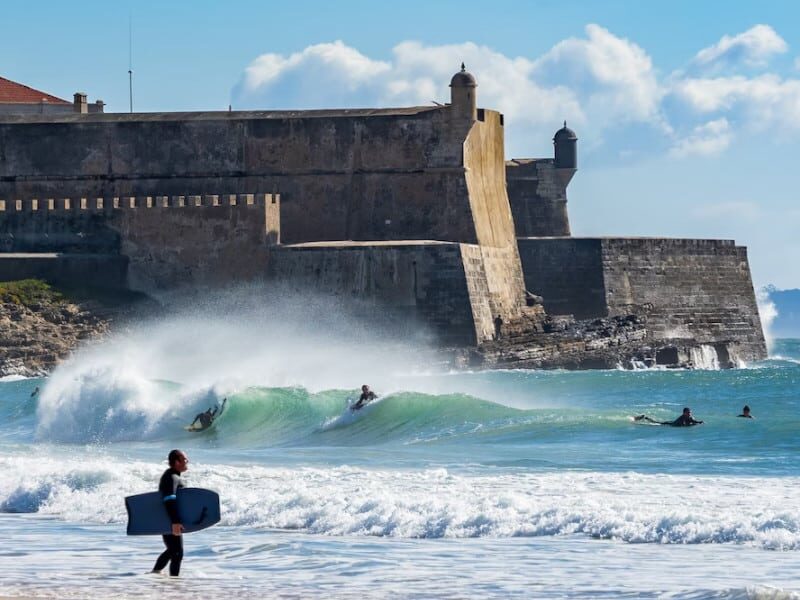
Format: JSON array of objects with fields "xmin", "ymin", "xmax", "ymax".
[{"xmin": 0, "ymin": 76, "xmax": 70, "ymax": 105}]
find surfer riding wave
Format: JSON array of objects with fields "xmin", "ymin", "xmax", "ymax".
[{"xmin": 188, "ymin": 398, "xmax": 227, "ymax": 431}]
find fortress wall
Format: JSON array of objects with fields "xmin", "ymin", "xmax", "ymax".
[
  {"xmin": 459, "ymin": 244, "xmax": 496, "ymax": 342},
  {"xmin": 0, "ymin": 198, "xmax": 120, "ymax": 252},
  {"xmin": 275, "ymin": 170, "xmax": 476, "ymax": 244},
  {"xmin": 462, "ymin": 111, "xmax": 526, "ymax": 317},
  {"xmin": 517, "ymin": 238, "xmax": 607, "ymax": 318},
  {"xmin": 108, "ymin": 194, "xmax": 274, "ymax": 293},
  {"xmin": 600, "ymin": 238, "xmax": 767, "ymax": 360},
  {"xmin": 0, "ymin": 109, "xmax": 482, "ymax": 245},
  {"xmin": 506, "ymin": 160, "xmax": 571, "ymax": 237},
  {"xmin": 0, "ymin": 111, "xmax": 455, "ymax": 178},
  {"xmin": 0, "ymin": 195, "xmax": 276, "ymax": 294},
  {"xmin": 267, "ymin": 242, "xmax": 481, "ymax": 344},
  {"xmin": 0, "ymin": 253, "xmax": 128, "ymax": 289},
  {"xmin": 463, "ymin": 111, "xmax": 516, "ymax": 249},
  {"xmin": 518, "ymin": 237, "xmax": 767, "ymax": 361}
]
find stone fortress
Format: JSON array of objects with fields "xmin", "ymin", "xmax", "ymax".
[{"xmin": 0, "ymin": 67, "xmax": 766, "ymax": 369}]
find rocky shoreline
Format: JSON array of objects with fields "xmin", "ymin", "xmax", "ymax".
[
  {"xmin": 0, "ymin": 280, "xmax": 734, "ymax": 379},
  {"xmin": 0, "ymin": 281, "xmax": 148, "ymax": 378}
]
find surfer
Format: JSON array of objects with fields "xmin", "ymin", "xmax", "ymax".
[
  {"xmin": 152, "ymin": 449, "xmax": 188, "ymax": 577},
  {"xmin": 738, "ymin": 405, "xmax": 753, "ymax": 418},
  {"xmin": 634, "ymin": 407, "xmax": 704, "ymax": 426},
  {"xmin": 351, "ymin": 385, "xmax": 377, "ymax": 411},
  {"xmin": 30, "ymin": 386, "xmax": 39, "ymax": 398},
  {"xmin": 190, "ymin": 398, "xmax": 226, "ymax": 430}
]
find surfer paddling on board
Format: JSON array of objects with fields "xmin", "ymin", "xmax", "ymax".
[
  {"xmin": 634, "ymin": 407, "xmax": 704, "ymax": 427},
  {"xmin": 351, "ymin": 385, "xmax": 377, "ymax": 411},
  {"xmin": 189, "ymin": 398, "xmax": 226, "ymax": 430},
  {"xmin": 152, "ymin": 449, "xmax": 188, "ymax": 576}
]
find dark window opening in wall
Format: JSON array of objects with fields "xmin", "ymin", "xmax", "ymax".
[
  {"xmin": 656, "ymin": 347, "xmax": 679, "ymax": 365},
  {"xmin": 714, "ymin": 343, "xmax": 731, "ymax": 367},
  {"xmin": 477, "ymin": 108, "xmax": 485, "ymax": 122},
  {"xmin": 499, "ymin": 114, "xmax": 504, "ymax": 126}
]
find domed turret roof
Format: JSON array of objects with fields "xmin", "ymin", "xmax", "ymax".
[
  {"xmin": 450, "ymin": 63, "xmax": 477, "ymax": 88},
  {"xmin": 553, "ymin": 121, "xmax": 577, "ymax": 141}
]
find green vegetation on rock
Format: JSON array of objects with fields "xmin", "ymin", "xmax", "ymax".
[{"xmin": 0, "ymin": 279, "xmax": 64, "ymax": 306}]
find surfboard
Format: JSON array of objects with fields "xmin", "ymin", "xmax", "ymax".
[{"xmin": 125, "ymin": 488, "xmax": 221, "ymax": 536}]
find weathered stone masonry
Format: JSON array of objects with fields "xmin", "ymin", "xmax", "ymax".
[
  {"xmin": 0, "ymin": 66, "xmax": 767, "ymax": 365},
  {"xmin": 517, "ymin": 237, "xmax": 765, "ymax": 364}
]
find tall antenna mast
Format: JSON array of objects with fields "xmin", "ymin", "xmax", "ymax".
[{"xmin": 128, "ymin": 14, "xmax": 134, "ymax": 113}]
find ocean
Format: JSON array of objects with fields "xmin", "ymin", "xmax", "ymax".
[{"xmin": 2, "ymin": 312, "xmax": 799, "ymax": 599}]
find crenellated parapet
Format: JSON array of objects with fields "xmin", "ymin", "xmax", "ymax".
[
  {"xmin": 0, "ymin": 193, "xmax": 280, "ymax": 291},
  {"xmin": 0, "ymin": 192, "xmax": 276, "ymax": 213}
]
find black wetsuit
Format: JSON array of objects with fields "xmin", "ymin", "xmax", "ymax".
[
  {"xmin": 668, "ymin": 414, "xmax": 703, "ymax": 427},
  {"xmin": 352, "ymin": 391, "xmax": 376, "ymax": 410},
  {"xmin": 153, "ymin": 468, "xmax": 184, "ymax": 576},
  {"xmin": 635, "ymin": 414, "xmax": 703, "ymax": 426}
]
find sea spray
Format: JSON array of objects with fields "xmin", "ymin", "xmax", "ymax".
[
  {"xmin": 758, "ymin": 286, "xmax": 780, "ymax": 353},
  {"xmin": 35, "ymin": 284, "xmax": 441, "ymax": 441}
]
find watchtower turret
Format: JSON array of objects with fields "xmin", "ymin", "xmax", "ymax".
[
  {"xmin": 554, "ymin": 121, "xmax": 577, "ymax": 168},
  {"xmin": 553, "ymin": 121, "xmax": 577, "ymax": 186},
  {"xmin": 450, "ymin": 63, "xmax": 477, "ymax": 123}
]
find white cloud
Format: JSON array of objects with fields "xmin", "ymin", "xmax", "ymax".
[
  {"xmin": 669, "ymin": 118, "xmax": 732, "ymax": 157},
  {"xmin": 385, "ymin": 41, "xmax": 581, "ymax": 137},
  {"xmin": 232, "ymin": 27, "xmax": 668, "ymax": 156},
  {"xmin": 235, "ymin": 41, "xmax": 390, "ymax": 108},
  {"xmin": 692, "ymin": 25, "xmax": 787, "ymax": 69},
  {"xmin": 232, "ymin": 24, "xmax": 800, "ymax": 159},
  {"xmin": 233, "ymin": 39, "xmax": 585, "ymax": 155},
  {"xmin": 532, "ymin": 24, "xmax": 663, "ymax": 125},
  {"xmin": 670, "ymin": 75, "xmax": 800, "ymax": 131}
]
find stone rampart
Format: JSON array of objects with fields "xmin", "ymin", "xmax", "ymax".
[
  {"xmin": 0, "ymin": 193, "xmax": 278, "ymax": 294},
  {"xmin": 0, "ymin": 107, "xmax": 508, "ymax": 246},
  {"xmin": 267, "ymin": 241, "xmax": 516, "ymax": 344},
  {"xmin": 113, "ymin": 193, "xmax": 277, "ymax": 292},
  {"xmin": 0, "ymin": 253, "xmax": 127, "ymax": 289},
  {"xmin": 518, "ymin": 237, "xmax": 767, "ymax": 362},
  {"xmin": 599, "ymin": 238, "xmax": 765, "ymax": 360},
  {"xmin": 517, "ymin": 237, "xmax": 607, "ymax": 318},
  {"xmin": 0, "ymin": 198, "xmax": 120, "ymax": 252},
  {"xmin": 506, "ymin": 159, "xmax": 571, "ymax": 237},
  {"xmin": 463, "ymin": 111, "xmax": 527, "ymax": 318}
]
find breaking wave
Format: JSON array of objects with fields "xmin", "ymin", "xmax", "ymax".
[{"xmin": 2, "ymin": 454, "xmax": 800, "ymax": 548}]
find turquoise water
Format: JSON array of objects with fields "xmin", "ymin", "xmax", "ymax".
[{"xmin": 1, "ymin": 334, "xmax": 799, "ymax": 598}]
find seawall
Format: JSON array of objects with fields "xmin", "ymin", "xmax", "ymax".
[{"xmin": 517, "ymin": 237, "xmax": 767, "ymax": 363}]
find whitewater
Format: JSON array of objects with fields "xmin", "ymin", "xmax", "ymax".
[{"xmin": 1, "ymin": 302, "xmax": 799, "ymax": 598}]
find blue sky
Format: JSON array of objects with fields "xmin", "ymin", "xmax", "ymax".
[{"xmin": 3, "ymin": 0, "xmax": 799, "ymax": 288}]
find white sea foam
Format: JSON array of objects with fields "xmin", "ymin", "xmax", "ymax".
[
  {"xmin": 690, "ymin": 344, "xmax": 721, "ymax": 370},
  {"xmin": 0, "ymin": 374, "xmax": 30, "ymax": 382},
  {"xmin": 3, "ymin": 455, "xmax": 800, "ymax": 549},
  {"xmin": 757, "ymin": 287, "xmax": 779, "ymax": 353}
]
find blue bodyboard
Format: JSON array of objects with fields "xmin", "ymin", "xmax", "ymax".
[{"xmin": 125, "ymin": 488, "xmax": 221, "ymax": 536}]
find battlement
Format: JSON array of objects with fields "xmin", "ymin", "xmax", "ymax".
[
  {"xmin": 0, "ymin": 192, "xmax": 276, "ymax": 213},
  {"xmin": 0, "ymin": 192, "xmax": 281, "ymax": 258}
]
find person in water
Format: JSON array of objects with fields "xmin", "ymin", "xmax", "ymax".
[
  {"xmin": 351, "ymin": 385, "xmax": 377, "ymax": 410},
  {"xmin": 190, "ymin": 398, "xmax": 226, "ymax": 429},
  {"xmin": 152, "ymin": 449, "xmax": 188, "ymax": 576},
  {"xmin": 634, "ymin": 407, "xmax": 704, "ymax": 426},
  {"xmin": 738, "ymin": 405, "xmax": 753, "ymax": 418}
]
